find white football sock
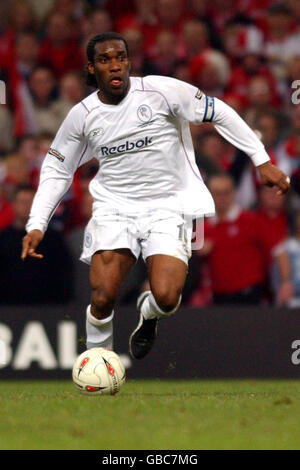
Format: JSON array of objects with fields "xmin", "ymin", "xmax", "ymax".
[
  {"xmin": 141, "ymin": 292, "xmax": 182, "ymax": 320},
  {"xmin": 86, "ymin": 305, "xmax": 114, "ymax": 350}
]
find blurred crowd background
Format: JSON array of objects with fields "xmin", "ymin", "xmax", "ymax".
[{"xmin": 1, "ymin": 0, "xmax": 300, "ymax": 308}]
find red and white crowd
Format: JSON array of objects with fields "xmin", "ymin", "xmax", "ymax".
[{"xmin": 0, "ymin": 0, "xmax": 300, "ymax": 307}]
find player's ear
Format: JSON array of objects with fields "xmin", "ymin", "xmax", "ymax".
[{"xmin": 87, "ymin": 62, "xmax": 95, "ymax": 75}]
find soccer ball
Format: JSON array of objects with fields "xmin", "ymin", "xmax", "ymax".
[{"xmin": 72, "ymin": 347, "xmax": 126, "ymax": 395}]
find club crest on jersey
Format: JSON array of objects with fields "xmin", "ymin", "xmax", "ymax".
[{"xmin": 137, "ymin": 104, "xmax": 152, "ymax": 123}]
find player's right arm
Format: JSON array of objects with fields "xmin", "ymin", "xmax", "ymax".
[{"xmin": 21, "ymin": 103, "xmax": 92, "ymax": 260}]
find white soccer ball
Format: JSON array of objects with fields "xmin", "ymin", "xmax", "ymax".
[{"xmin": 72, "ymin": 347, "xmax": 126, "ymax": 395}]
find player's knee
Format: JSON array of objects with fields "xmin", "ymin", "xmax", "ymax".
[
  {"xmin": 91, "ymin": 290, "xmax": 115, "ymax": 320},
  {"xmin": 152, "ymin": 287, "xmax": 181, "ymax": 314}
]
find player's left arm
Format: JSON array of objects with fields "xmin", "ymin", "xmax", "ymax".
[
  {"xmin": 203, "ymin": 96, "xmax": 290, "ymax": 194},
  {"xmin": 146, "ymin": 76, "xmax": 290, "ymax": 194}
]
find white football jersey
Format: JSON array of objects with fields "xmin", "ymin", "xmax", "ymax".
[{"xmin": 26, "ymin": 75, "xmax": 270, "ymax": 234}]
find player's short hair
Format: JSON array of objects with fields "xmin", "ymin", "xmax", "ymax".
[{"xmin": 85, "ymin": 32, "xmax": 129, "ymax": 88}]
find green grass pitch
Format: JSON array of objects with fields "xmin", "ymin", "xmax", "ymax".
[{"xmin": 1, "ymin": 379, "xmax": 300, "ymax": 450}]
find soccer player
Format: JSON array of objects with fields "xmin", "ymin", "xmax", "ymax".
[{"xmin": 21, "ymin": 32, "xmax": 290, "ymax": 359}]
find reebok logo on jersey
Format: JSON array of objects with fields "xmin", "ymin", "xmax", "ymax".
[
  {"xmin": 89, "ymin": 128, "xmax": 104, "ymax": 138},
  {"xmin": 100, "ymin": 136, "xmax": 153, "ymax": 156},
  {"xmin": 48, "ymin": 148, "xmax": 65, "ymax": 162}
]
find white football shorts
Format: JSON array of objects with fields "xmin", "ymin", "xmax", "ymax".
[{"xmin": 80, "ymin": 209, "xmax": 193, "ymax": 266}]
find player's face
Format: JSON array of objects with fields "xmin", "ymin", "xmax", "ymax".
[{"xmin": 88, "ymin": 40, "xmax": 130, "ymax": 104}]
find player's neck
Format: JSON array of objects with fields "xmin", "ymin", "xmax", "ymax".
[{"xmin": 97, "ymin": 82, "xmax": 130, "ymax": 105}]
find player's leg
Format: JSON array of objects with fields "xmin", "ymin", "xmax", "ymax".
[
  {"xmin": 129, "ymin": 210, "xmax": 193, "ymax": 359},
  {"xmin": 129, "ymin": 254, "xmax": 187, "ymax": 359},
  {"xmin": 145, "ymin": 253, "xmax": 187, "ymax": 314},
  {"xmin": 86, "ymin": 248, "xmax": 136, "ymax": 349}
]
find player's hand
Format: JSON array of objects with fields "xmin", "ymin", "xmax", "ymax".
[
  {"xmin": 257, "ymin": 161, "xmax": 290, "ymax": 195},
  {"xmin": 21, "ymin": 229, "xmax": 44, "ymax": 260}
]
